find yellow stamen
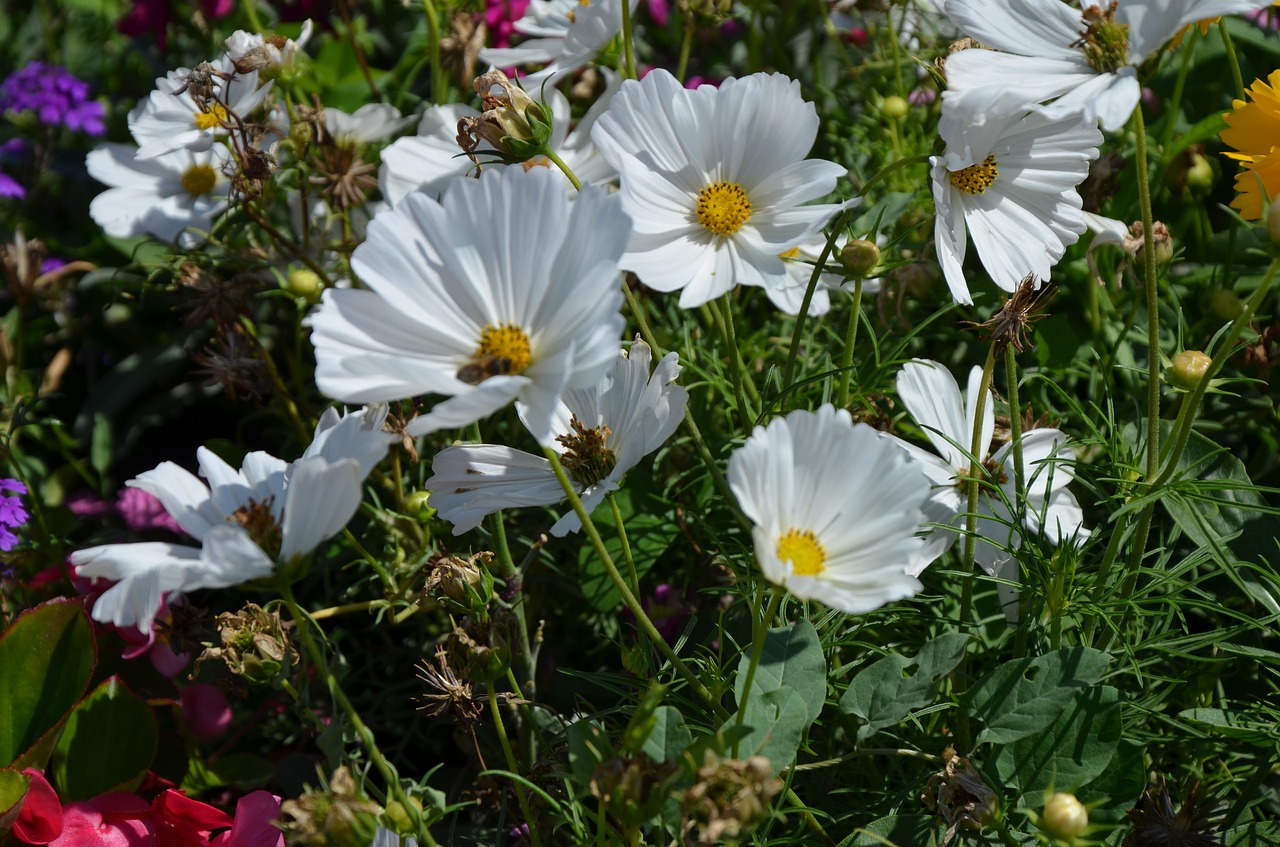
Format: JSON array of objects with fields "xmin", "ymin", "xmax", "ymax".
[
  {"xmin": 193, "ymin": 103, "xmax": 229, "ymax": 131},
  {"xmin": 457, "ymin": 324, "xmax": 532, "ymax": 384},
  {"xmin": 696, "ymin": 181, "xmax": 752, "ymax": 235},
  {"xmin": 181, "ymin": 163, "xmax": 218, "ymax": 196},
  {"xmin": 949, "ymin": 154, "xmax": 999, "ymax": 195},
  {"xmin": 777, "ymin": 528, "xmax": 826, "ymax": 576}
]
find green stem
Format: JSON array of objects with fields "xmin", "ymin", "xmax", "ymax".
[
  {"xmin": 543, "ymin": 148, "xmax": 583, "ymax": 191},
  {"xmin": 542, "ymin": 447, "xmax": 726, "ymax": 718},
  {"xmin": 279, "ymin": 583, "xmax": 437, "ymax": 846},
  {"xmin": 835, "ymin": 278, "xmax": 865, "ymax": 409},
  {"xmin": 423, "ymin": 0, "xmax": 444, "ymax": 104},
  {"xmin": 240, "ymin": 317, "xmax": 311, "ymax": 445},
  {"xmin": 782, "ymin": 208, "xmax": 854, "ymax": 395},
  {"xmin": 958, "ymin": 343, "xmax": 998, "ymax": 627},
  {"xmin": 732, "ymin": 588, "xmax": 785, "ymax": 756},
  {"xmin": 489, "ymin": 686, "xmax": 544, "ymax": 847},
  {"xmin": 1135, "ymin": 105, "xmax": 1160, "ymax": 485},
  {"xmin": 718, "ymin": 293, "xmax": 755, "ymax": 430},
  {"xmin": 620, "ymin": 0, "xmax": 637, "ymax": 80},
  {"xmin": 608, "ymin": 493, "xmax": 640, "ymax": 595},
  {"xmin": 1004, "ymin": 345, "xmax": 1026, "ymax": 530},
  {"xmin": 343, "ymin": 527, "xmax": 394, "ymax": 591},
  {"xmin": 675, "ymin": 16, "xmax": 695, "ymax": 83},
  {"xmin": 1160, "ymin": 26, "xmax": 1199, "ymax": 150},
  {"xmin": 1219, "ymin": 19, "xmax": 1246, "ymax": 101}
]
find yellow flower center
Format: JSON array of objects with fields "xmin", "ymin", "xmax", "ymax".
[
  {"xmin": 949, "ymin": 154, "xmax": 999, "ymax": 195},
  {"xmin": 696, "ymin": 181, "xmax": 752, "ymax": 236},
  {"xmin": 193, "ymin": 103, "xmax": 229, "ymax": 131},
  {"xmin": 776, "ymin": 528, "xmax": 826, "ymax": 577},
  {"xmin": 181, "ymin": 163, "xmax": 218, "ymax": 196},
  {"xmin": 457, "ymin": 323, "xmax": 532, "ymax": 384},
  {"xmin": 779, "ymin": 247, "xmax": 802, "ymax": 260}
]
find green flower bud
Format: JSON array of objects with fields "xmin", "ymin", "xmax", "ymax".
[
  {"xmin": 1208, "ymin": 288, "xmax": 1244, "ymax": 321},
  {"xmin": 881, "ymin": 95, "xmax": 910, "ymax": 120},
  {"xmin": 839, "ymin": 239, "xmax": 881, "ymax": 278},
  {"xmin": 457, "ymin": 70, "xmax": 553, "ymax": 164},
  {"xmin": 405, "ymin": 490, "xmax": 433, "ymax": 519},
  {"xmin": 1041, "ymin": 792, "xmax": 1088, "ymax": 842},
  {"xmin": 285, "ymin": 268, "xmax": 322, "ymax": 301},
  {"xmin": 1169, "ymin": 350, "xmax": 1211, "ymax": 390},
  {"xmin": 1184, "ymin": 151, "xmax": 1214, "ymax": 194}
]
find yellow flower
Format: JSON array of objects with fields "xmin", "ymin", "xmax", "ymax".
[{"xmin": 1221, "ymin": 68, "xmax": 1280, "ymax": 220}]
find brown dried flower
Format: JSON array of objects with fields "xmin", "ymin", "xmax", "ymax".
[
  {"xmin": 1124, "ymin": 779, "xmax": 1219, "ymax": 847},
  {"xmin": 416, "ymin": 647, "xmax": 485, "ymax": 726},
  {"xmin": 921, "ymin": 747, "xmax": 999, "ymax": 846},
  {"xmin": 680, "ymin": 751, "xmax": 781, "ymax": 846},
  {"xmin": 966, "ymin": 274, "xmax": 1057, "ymax": 355}
]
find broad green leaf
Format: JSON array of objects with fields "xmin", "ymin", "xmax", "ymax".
[
  {"xmin": 640, "ymin": 706, "xmax": 692, "ymax": 765},
  {"xmin": 1223, "ymin": 822, "xmax": 1280, "ymax": 846},
  {"xmin": 621, "ymin": 684, "xmax": 668, "ymax": 757},
  {"xmin": 1075, "ymin": 738, "xmax": 1146, "ymax": 823},
  {"xmin": 839, "ymin": 633, "xmax": 969, "ymax": 742},
  {"xmin": 727, "ymin": 685, "xmax": 810, "ymax": 772},
  {"xmin": 51, "ymin": 677, "xmax": 158, "ymax": 801},
  {"xmin": 735, "ymin": 618, "xmax": 826, "ymax": 724},
  {"xmin": 0, "ymin": 767, "xmax": 29, "ymax": 829},
  {"xmin": 836, "ymin": 814, "xmax": 944, "ymax": 847},
  {"xmin": 577, "ymin": 488, "xmax": 675, "ymax": 613},
  {"xmin": 966, "ymin": 647, "xmax": 1110, "ymax": 746},
  {"xmin": 567, "ymin": 720, "xmax": 610, "ymax": 792},
  {"xmin": 991, "ymin": 686, "xmax": 1122, "ymax": 802},
  {"xmin": 0, "ymin": 599, "xmax": 96, "ymax": 767}
]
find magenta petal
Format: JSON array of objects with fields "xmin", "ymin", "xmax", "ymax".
[
  {"xmin": 50, "ymin": 795, "xmax": 152, "ymax": 847},
  {"xmin": 213, "ymin": 792, "xmax": 283, "ymax": 847},
  {"xmin": 13, "ymin": 769, "xmax": 63, "ymax": 844},
  {"xmin": 180, "ymin": 684, "xmax": 232, "ymax": 739}
]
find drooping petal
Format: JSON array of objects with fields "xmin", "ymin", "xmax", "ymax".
[{"xmin": 278, "ymin": 458, "xmax": 363, "ymax": 561}]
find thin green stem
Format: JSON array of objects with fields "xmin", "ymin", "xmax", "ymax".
[
  {"xmin": 489, "ymin": 686, "xmax": 544, "ymax": 847},
  {"xmin": 279, "ymin": 583, "xmax": 437, "ymax": 846},
  {"xmin": 620, "ymin": 0, "xmax": 637, "ymax": 80},
  {"xmin": 240, "ymin": 318, "xmax": 311, "ymax": 445},
  {"xmin": 1219, "ymin": 19, "xmax": 1246, "ymax": 100},
  {"xmin": 675, "ymin": 16, "xmax": 695, "ymax": 83},
  {"xmin": 1135, "ymin": 105, "xmax": 1160, "ymax": 484},
  {"xmin": 782, "ymin": 208, "xmax": 854, "ymax": 394},
  {"xmin": 343, "ymin": 527, "xmax": 394, "ymax": 591},
  {"xmin": 1160, "ymin": 26, "xmax": 1199, "ymax": 150},
  {"xmin": 423, "ymin": 0, "xmax": 445, "ymax": 104},
  {"xmin": 1004, "ymin": 345, "xmax": 1026, "ymax": 528},
  {"xmin": 718, "ymin": 293, "xmax": 755, "ymax": 430},
  {"xmin": 608, "ymin": 493, "xmax": 640, "ymax": 594},
  {"xmin": 543, "ymin": 148, "xmax": 583, "ymax": 191},
  {"xmin": 958, "ymin": 343, "xmax": 998, "ymax": 627},
  {"xmin": 732, "ymin": 588, "xmax": 785, "ymax": 756},
  {"xmin": 542, "ymin": 447, "xmax": 727, "ymax": 719},
  {"xmin": 835, "ymin": 278, "xmax": 865, "ymax": 409}
]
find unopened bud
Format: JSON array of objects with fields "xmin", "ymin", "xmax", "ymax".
[
  {"xmin": 284, "ymin": 268, "xmax": 322, "ymax": 301},
  {"xmin": 1208, "ymin": 288, "xmax": 1244, "ymax": 321},
  {"xmin": 1041, "ymin": 792, "xmax": 1088, "ymax": 842},
  {"xmin": 880, "ymin": 95, "xmax": 909, "ymax": 120},
  {"xmin": 839, "ymin": 239, "xmax": 881, "ymax": 278},
  {"xmin": 1184, "ymin": 152, "xmax": 1214, "ymax": 194},
  {"xmin": 1169, "ymin": 350, "xmax": 1211, "ymax": 390}
]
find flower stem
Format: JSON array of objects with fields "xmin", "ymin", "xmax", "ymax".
[
  {"xmin": 1134, "ymin": 105, "xmax": 1160, "ymax": 485},
  {"xmin": 620, "ymin": 0, "xmax": 637, "ymax": 80},
  {"xmin": 718, "ymin": 293, "xmax": 756, "ymax": 430},
  {"xmin": 731, "ymin": 587, "xmax": 785, "ymax": 757},
  {"xmin": 279, "ymin": 583, "xmax": 437, "ymax": 846},
  {"xmin": 958, "ymin": 343, "xmax": 998, "ymax": 627},
  {"xmin": 1160, "ymin": 26, "xmax": 1199, "ymax": 150},
  {"xmin": 1219, "ymin": 19, "xmax": 1246, "ymax": 100},
  {"xmin": 1004, "ymin": 345, "xmax": 1026, "ymax": 526},
  {"xmin": 782, "ymin": 208, "xmax": 853, "ymax": 395},
  {"xmin": 489, "ymin": 685, "xmax": 544, "ymax": 847},
  {"xmin": 543, "ymin": 148, "xmax": 583, "ymax": 191},
  {"xmin": 542, "ymin": 446, "xmax": 727, "ymax": 719},
  {"xmin": 835, "ymin": 277, "xmax": 865, "ymax": 409},
  {"xmin": 607, "ymin": 493, "xmax": 640, "ymax": 595},
  {"xmin": 676, "ymin": 16, "xmax": 695, "ymax": 83},
  {"xmin": 423, "ymin": 0, "xmax": 445, "ymax": 104}
]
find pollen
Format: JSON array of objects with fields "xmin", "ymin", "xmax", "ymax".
[
  {"xmin": 949, "ymin": 154, "xmax": 999, "ymax": 195},
  {"xmin": 696, "ymin": 181, "xmax": 752, "ymax": 236},
  {"xmin": 181, "ymin": 163, "xmax": 218, "ymax": 196},
  {"xmin": 557, "ymin": 416, "xmax": 617, "ymax": 487},
  {"xmin": 193, "ymin": 103, "xmax": 229, "ymax": 131},
  {"xmin": 230, "ymin": 497, "xmax": 282, "ymax": 559},
  {"xmin": 457, "ymin": 323, "xmax": 532, "ymax": 385},
  {"xmin": 777, "ymin": 528, "xmax": 826, "ymax": 576}
]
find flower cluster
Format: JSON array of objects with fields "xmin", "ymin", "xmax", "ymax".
[
  {"xmin": 0, "ymin": 62, "xmax": 105, "ymax": 135},
  {"xmin": 0, "ymin": 478, "xmax": 28, "ymax": 552}
]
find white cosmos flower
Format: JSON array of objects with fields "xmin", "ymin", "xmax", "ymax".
[
  {"xmin": 931, "ymin": 101, "xmax": 1101, "ymax": 304},
  {"xmin": 129, "ymin": 56, "xmax": 273, "ymax": 159},
  {"xmin": 889, "ymin": 359, "xmax": 1085, "ymax": 579},
  {"xmin": 323, "ymin": 104, "xmax": 414, "ymax": 144},
  {"xmin": 71, "ymin": 406, "xmax": 395, "ymax": 633},
  {"xmin": 426, "ymin": 338, "xmax": 687, "ymax": 535},
  {"xmin": 943, "ymin": 0, "xmax": 1273, "ymax": 131},
  {"xmin": 478, "ymin": 0, "xmax": 623, "ymax": 90},
  {"xmin": 224, "ymin": 20, "xmax": 314, "ymax": 72},
  {"xmin": 309, "ymin": 165, "xmax": 629, "ymax": 445},
  {"xmin": 378, "ymin": 72, "xmax": 619, "ymax": 205},
  {"xmin": 591, "ymin": 69, "xmax": 849, "ymax": 309},
  {"xmin": 86, "ymin": 143, "xmax": 231, "ymax": 247},
  {"xmin": 726, "ymin": 405, "xmax": 932, "ymax": 614}
]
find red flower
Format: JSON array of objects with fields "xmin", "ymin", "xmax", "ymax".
[{"xmin": 12, "ymin": 769, "xmax": 62, "ymax": 844}]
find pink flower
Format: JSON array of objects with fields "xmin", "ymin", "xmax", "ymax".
[
  {"xmin": 212, "ymin": 792, "xmax": 284, "ymax": 847},
  {"xmin": 647, "ymin": 0, "xmax": 669, "ymax": 26},
  {"xmin": 116, "ymin": 487, "xmax": 182, "ymax": 534},
  {"xmin": 50, "ymin": 794, "xmax": 152, "ymax": 847},
  {"xmin": 12, "ymin": 769, "xmax": 62, "ymax": 844},
  {"xmin": 181, "ymin": 684, "xmax": 233, "ymax": 739},
  {"xmin": 484, "ymin": 0, "xmax": 531, "ymax": 49},
  {"xmin": 151, "ymin": 789, "xmax": 233, "ymax": 847}
]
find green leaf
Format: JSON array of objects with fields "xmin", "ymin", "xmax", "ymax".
[
  {"xmin": 966, "ymin": 647, "xmax": 1110, "ymax": 746},
  {"xmin": 836, "ymin": 814, "xmax": 944, "ymax": 847},
  {"xmin": 839, "ymin": 633, "xmax": 969, "ymax": 742},
  {"xmin": 1178, "ymin": 708, "xmax": 1279, "ymax": 745},
  {"xmin": 1223, "ymin": 822, "xmax": 1280, "ymax": 846},
  {"xmin": 0, "ymin": 767, "xmax": 30, "ymax": 829},
  {"xmin": 991, "ymin": 686, "xmax": 1123, "ymax": 803},
  {"xmin": 727, "ymin": 685, "xmax": 810, "ymax": 772},
  {"xmin": 1075, "ymin": 738, "xmax": 1146, "ymax": 824},
  {"xmin": 735, "ymin": 618, "xmax": 827, "ymax": 725},
  {"xmin": 567, "ymin": 720, "xmax": 611, "ymax": 793},
  {"xmin": 577, "ymin": 488, "xmax": 675, "ymax": 613},
  {"xmin": 0, "ymin": 599, "xmax": 96, "ymax": 767},
  {"xmin": 90, "ymin": 413, "xmax": 113, "ymax": 478},
  {"xmin": 640, "ymin": 706, "xmax": 692, "ymax": 765},
  {"xmin": 51, "ymin": 677, "xmax": 158, "ymax": 801}
]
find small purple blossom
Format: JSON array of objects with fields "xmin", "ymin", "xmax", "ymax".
[
  {"xmin": 0, "ymin": 478, "xmax": 28, "ymax": 552},
  {"xmin": 0, "ymin": 62, "xmax": 106, "ymax": 136},
  {"xmin": 0, "ymin": 172, "xmax": 23, "ymax": 199},
  {"xmin": 116, "ymin": 486, "xmax": 182, "ymax": 534}
]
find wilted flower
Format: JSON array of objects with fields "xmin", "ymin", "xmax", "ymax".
[
  {"xmin": 456, "ymin": 70, "xmax": 553, "ymax": 165},
  {"xmin": 680, "ymin": 752, "xmax": 781, "ymax": 845},
  {"xmin": 278, "ymin": 767, "xmax": 381, "ymax": 847},
  {"xmin": 922, "ymin": 748, "xmax": 999, "ymax": 846},
  {"xmin": 1124, "ymin": 778, "xmax": 1219, "ymax": 847}
]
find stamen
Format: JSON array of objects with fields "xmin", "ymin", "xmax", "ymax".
[
  {"xmin": 181, "ymin": 163, "xmax": 218, "ymax": 196},
  {"xmin": 777, "ymin": 528, "xmax": 826, "ymax": 576},
  {"xmin": 457, "ymin": 324, "xmax": 532, "ymax": 385},
  {"xmin": 696, "ymin": 181, "xmax": 752, "ymax": 235},
  {"xmin": 193, "ymin": 103, "xmax": 229, "ymax": 131},
  {"xmin": 229, "ymin": 497, "xmax": 282, "ymax": 559},
  {"xmin": 556, "ymin": 416, "xmax": 616, "ymax": 487},
  {"xmin": 949, "ymin": 154, "xmax": 999, "ymax": 195}
]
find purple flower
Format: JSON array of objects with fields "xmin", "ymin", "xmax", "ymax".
[
  {"xmin": 0, "ymin": 526, "xmax": 17, "ymax": 552},
  {"xmin": 0, "ymin": 478, "xmax": 28, "ymax": 552},
  {"xmin": 0, "ymin": 172, "xmax": 23, "ymax": 199},
  {"xmin": 0, "ymin": 62, "xmax": 106, "ymax": 136},
  {"xmin": 116, "ymin": 486, "xmax": 182, "ymax": 534},
  {"xmin": 0, "ymin": 479, "xmax": 26, "ymax": 495}
]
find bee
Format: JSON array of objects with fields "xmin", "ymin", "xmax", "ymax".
[{"xmin": 456, "ymin": 353, "xmax": 518, "ymax": 385}]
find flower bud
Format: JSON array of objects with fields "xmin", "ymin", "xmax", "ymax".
[
  {"xmin": 1208, "ymin": 288, "xmax": 1244, "ymax": 321},
  {"xmin": 1041, "ymin": 792, "xmax": 1088, "ymax": 842},
  {"xmin": 284, "ymin": 268, "xmax": 322, "ymax": 301},
  {"xmin": 1169, "ymin": 350, "xmax": 1211, "ymax": 390},
  {"xmin": 839, "ymin": 239, "xmax": 881, "ymax": 278},
  {"xmin": 405, "ymin": 490, "xmax": 433, "ymax": 519},
  {"xmin": 456, "ymin": 70, "xmax": 552, "ymax": 164},
  {"xmin": 1184, "ymin": 151, "xmax": 1214, "ymax": 194},
  {"xmin": 880, "ymin": 95, "xmax": 909, "ymax": 120}
]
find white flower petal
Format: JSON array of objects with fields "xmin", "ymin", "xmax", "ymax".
[{"xmin": 279, "ymin": 458, "xmax": 363, "ymax": 561}]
